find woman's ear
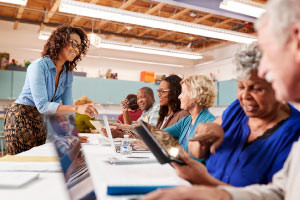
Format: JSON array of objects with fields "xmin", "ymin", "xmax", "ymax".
[{"xmin": 291, "ymin": 23, "xmax": 300, "ymax": 63}]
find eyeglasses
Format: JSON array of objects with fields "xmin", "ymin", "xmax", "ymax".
[
  {"xmin": 157, "ymin": 89, "xmax": 170, "ymax": 94},
  {"xmin": 69, "ymin": 39, "xmax": 82, "ymax": 52}
]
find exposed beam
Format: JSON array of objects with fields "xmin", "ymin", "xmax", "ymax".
[
  {"xmin": 38, "ymin": 0, "xmax": 61, "ymax": 32},
  {"xmin": 97, "ymin": 0, "xmax": 136, "ymax": 30},
  {"xmin": 146, "ymin": 13, "xmax": 215, "ymax": 44},
  {"xmin": 136, "ymin": 8, "xmax": 190, "ymax": 38},
  {"xmin": 213, "ymin": 18, "xmax": 234, "ymax": 28},
  {"xmin": 70, "ymin": 0, "xmax": 99, "ymax": 26},
  {"xmin": 13, "ymin": 6, "xmax": 25, "ymax": 30}
]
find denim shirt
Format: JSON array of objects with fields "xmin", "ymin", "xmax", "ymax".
[{"xmin": 15, "ymin": 56, "xmax": 73, "ymax": 114}]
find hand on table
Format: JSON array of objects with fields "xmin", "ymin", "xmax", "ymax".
[{"xmin": 140, "ymin": 185, "xmax": 232, "ymax": 200}]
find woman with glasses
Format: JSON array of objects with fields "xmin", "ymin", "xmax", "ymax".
[
  {"xmin": 156, "ymin": 75, "xmax": 189, "ymax": 129},
  {"xmin": 162, "ymin": 74, "xmax": 216, "ymax": 161},
  {"xmin": 4, "ymin": 25, "xmax": 98, "ymax": 155}
]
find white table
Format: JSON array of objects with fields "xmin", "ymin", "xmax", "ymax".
[{"xmin": 0, "ymin": 134, "xmax": 189, "ymax": 199}]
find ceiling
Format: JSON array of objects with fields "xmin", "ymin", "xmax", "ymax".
[{"xmin": 0, "ymin": 0, "xmax": 267, "ymax": 53}]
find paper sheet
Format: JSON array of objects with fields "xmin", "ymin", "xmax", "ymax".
[{"xmin": 0, "ymin": 156, "xmax": 59, "ymax": 162}]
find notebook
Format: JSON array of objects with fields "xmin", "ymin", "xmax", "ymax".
[
  {"xmin": 47, "ymin": 114, "xmax": 97, "ymax": 200},
  {"xmin": 47, "ymin": 114, "xmax": 174, "ymax": 198},
  {"xmin": 0, "ymin": 172, "xmax": 39, "ymax": 188},
  {"xmin": 97, "ymin": 117, "xmax": 150, "ymax": 153}
]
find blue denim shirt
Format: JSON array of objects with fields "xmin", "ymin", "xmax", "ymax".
[{"xmin": 15, "ymin": 56, "xmax": 73, "ymax": 114}]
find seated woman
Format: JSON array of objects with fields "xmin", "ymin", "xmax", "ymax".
[
  {"xmin": 127, "ymin": 75, "xmax": 216, "ymax": 158},
  {"xmin": 74, "ymin": 96, "xmax": 97, "ymax": 133},
  {"xmin": 171, "ymin": 43, "xmax": 300, "ymax": 187},
  {"xmin": 118, "ymin": 94, "xmax": 142, "ymax": 124},
  {"xmin": 156, "ymin": 75, "xmax": 189, "ymax": 129},
  {"xmin": 163, "ymin": 74, "xmax": 216, "ymax": 154}
]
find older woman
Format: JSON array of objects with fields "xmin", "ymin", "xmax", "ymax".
[
  {"xmin": 163, "ymin": 74, "xmax": 216, "ymax": 154},
  {"xmin": 4, "ymin": 25, "xmax": 98, "ymax": 155},
  {"xmin": 156, "ymin": 75, "xmax": 189, "ymax": 129},
  {"xmin": 162, "ymin": 43, "xmax": 300, "ymax": 188}
]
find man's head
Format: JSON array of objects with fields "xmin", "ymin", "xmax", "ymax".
[
  {"xmin": 137, "ymin": 87, "xmax": 155, "ymax": 111},
  {"xmin": 49, "ymin": 114, "xmax": 70, "ymax": 136},
  {"xmin": 257, "ymin": 0, "xmax": 300, "ymax": 102}
]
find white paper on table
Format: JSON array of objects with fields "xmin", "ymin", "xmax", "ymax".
[{"xmin": 0, "ymin": 172, "xmax": 39, "ymax": 188}]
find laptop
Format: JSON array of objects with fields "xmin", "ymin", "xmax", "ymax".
[
  {"xmin": 47, "ymin": 114, "xmax": 96, "ymax": 200},
  {"xmin": 92, "ymin": 117, "xmax": 150, "ymax": 153},
  {"xmin": 47, "ymin": 114, "xmax": 177, "ymax": 198},
  {"xmin": 134, "ymin": 121, "xmax": 186, "ymax": 165}
]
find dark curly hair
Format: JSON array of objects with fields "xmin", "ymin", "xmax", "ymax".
[
  {"xmin": 157, "ymin": 75, "xmax": 182, "ymax": 128},
  {"xmin": 41, "ymin": 25, "xmax": 89, "ymax": 71}
]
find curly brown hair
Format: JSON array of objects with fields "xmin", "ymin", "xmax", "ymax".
[{"xmin": 41, "ymin": 25, "xmax": 89, "ymax": 71}]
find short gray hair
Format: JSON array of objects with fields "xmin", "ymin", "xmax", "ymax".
[
  {"xmin": 256, "ymin": 0, "xmax": 300, "ymax": 46},
  {"xmin": 235, "ymin": 42, "xmax": 262, "ymax": 79}
]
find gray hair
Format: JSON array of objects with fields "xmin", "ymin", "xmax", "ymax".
[
  {"xmin": 235, "ymin": 42, "xmax": 262, "ymax": 79},
  {"xmin": 256, "ymin": 0, "xmax": 300, "ymax": 46}
]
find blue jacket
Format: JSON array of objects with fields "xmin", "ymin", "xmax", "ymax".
[{"xmin": 164, "ymin": 109, "xmax": 216, "ymax": 153}]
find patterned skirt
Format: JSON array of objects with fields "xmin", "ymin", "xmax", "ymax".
[{"xmin": 4, "ymin": 104, "xmax": 47, "ymax": 155}]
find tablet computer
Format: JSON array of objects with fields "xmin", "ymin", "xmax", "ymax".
[{"xmin": 134, "ymin": 121, "xmax": 185, "ymax": 165}]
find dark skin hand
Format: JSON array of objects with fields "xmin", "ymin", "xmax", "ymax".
[{"xmin": 171, "ymin": 149, "xmax": 227, "ymax": 186}]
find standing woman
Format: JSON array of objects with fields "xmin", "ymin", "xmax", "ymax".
[
  {"xmin": 4, "ymin": 25, "xmax": 98, "ymax": 155},
  {"xmin": 156, "ymin": 75, "xmax": 189, "ymax": 129}
]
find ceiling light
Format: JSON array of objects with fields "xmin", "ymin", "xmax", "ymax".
[
  {"xmin": 59, "ymin": 0, "xmax": 257, "ymax": 44},
  {"xmin": 86, "ymin": 55, "xmax": 185, "ymax": 68},
  {"xmin": 220, "ymin": 0, "xmax": 265, "ymax": 18},
  {"xmin": 189, "ymin": 11, "xmax": 197, "ymax": 18},
  {"xmin": 39, "ymin": 31, "xmax": 51, "ymax": 40},
  {"xmin": 39, "ymin": 31, "xmax": 202, "ymax": 59},
  {"xmin": 0, "ymin": 0, "xmax": 27, "ymax": 5},
  {"xmin": 88, "ymin": 33, "xmax": 102, "ymax": 48}
]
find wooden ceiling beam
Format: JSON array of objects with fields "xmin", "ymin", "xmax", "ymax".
[
  {"xmin": 213, "ymin": 18, "xmax": 234, "ymax": 28},
  {"xmin": 13, "ymin": 6, "xmax": 25, "ymax": 30},
  {"xmin": 38, "ymin": 0, "xmax": 61, "ymax": 32},
  {"xmin": 97, "ymin": 0, "xmax": 136, "ymax": 30},
  {"xmin": 70, "ymin": 0, "xmax": 99, "ymax": 26}
]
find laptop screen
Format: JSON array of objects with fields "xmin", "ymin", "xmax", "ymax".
[{"xmin": 47, "ymin": 114, "xmax": 97, "ymax": 200}]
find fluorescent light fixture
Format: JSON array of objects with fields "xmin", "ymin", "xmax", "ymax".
[
  {"xmin": 86, "ymin": 55, "xmax": 185, "ymax": 68},
  {"xmin": 0, "ymin": 0, "xmax": 27, "ymax": 5},
  {"xmin": 88, "ymin": 33, "xmax": 102, "ymax": 48},
  {"xmin": 97, "ymin": 40, "xmax": 202, "ymax": 59},
  {"xmin": 59, "ymin": 0, "xmax": 257, "ymax": 44},
  {"xmin": 39, "ymin": 31, "xmax": 51, "ymax": 40},
  {"xmin": 38, "ymin": 31, "xmax": 202, "ymax": 59},
  {"xmin": 220, "ymin": 0, "xmax": 265, "ymax": 18}
]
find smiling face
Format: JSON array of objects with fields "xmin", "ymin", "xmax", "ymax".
[
  {"xmin": 258, "ymin": 17, "xmax": 300, "ymax": 102},
  {"xmin": 178, "ymin": 83, "xmax": 194, "ymax": 111},
  {"xmin": 158, "ymin": 80, "xmax": 170, "ymax": 106},
  {"xmin": 51, "ymin": 115, "xmax": 70, "ymax": 135},
  {"xmin": 137, "ymin": 89, "xmax": 154, "ymax": 111},
  {"xmin": 60, "ymin": 33, "xmax": 81, "ymax": 62},
  {"xmin": 238, "ymin": 70, "xmax": 279, "ymax": 118}
]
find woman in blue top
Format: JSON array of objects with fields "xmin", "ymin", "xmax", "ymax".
[
  {"xmin": 4, "ymin": 25, "xmax": 98, "ymax": 155},
  {"xmin": 163, "ymin": 74, "xmax": 216, "ymax": 155},
  {"xmin": 166, "ymin": 43, "xmax": 300, "ymax": 187}
]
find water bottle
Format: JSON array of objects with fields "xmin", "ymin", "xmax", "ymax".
[{"xmin": 120, "ymin": 135, "xmax": 132, "ymax": 155}]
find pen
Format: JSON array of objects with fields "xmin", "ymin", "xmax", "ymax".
[{"xmin": 126, "ymin": 156, "xmax": 150, "ymax": 159}]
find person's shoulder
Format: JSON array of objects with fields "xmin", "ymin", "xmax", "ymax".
[
  {"xmin": 174, "ymin": 110, "xmax": 189, "ymax": 118},
  {"xmin": 27, "ymin": 57, "xmax": 54, "ymax": 72}
]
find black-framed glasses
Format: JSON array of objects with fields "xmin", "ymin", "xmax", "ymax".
[
  {"xmin": 157, "ymin": 89, "xmax": 170, "ymax": 94},
  {"xmin": 69, "ymin": 39, "xmax": 82, "ymax": 52}
]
